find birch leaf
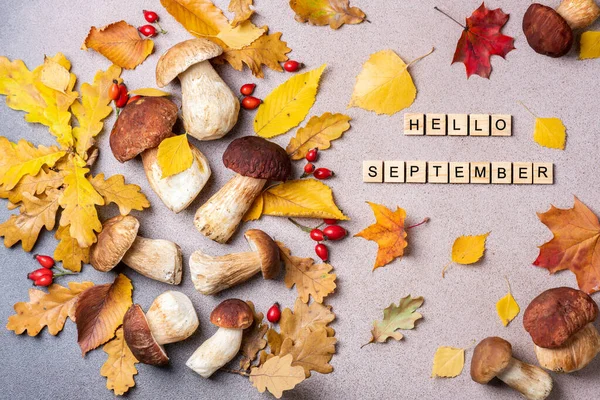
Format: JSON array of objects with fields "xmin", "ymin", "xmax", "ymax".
[
  {"xmin": 496, "ymin": 278, "xmax": 520, "ymax": 327},
  {"xmin": 128, "ymin": 88, "xmax": 170, "ymax": 97},
  {"xmin": 40, "ymin": 56, "xmax": 70, "ymax": 93},
  {"xmin": 156, "ymin": 134, "xmax": 194, "ymax": 178},
  {"xmin": 533, "ymin": 118, "xmax": 566, "ymax": 150},
  {"xmin": 580, "ymin": 31, "xmax": 600, "ymax": 59},
  {"xmin": 431, "ymin": 347, "xmax": 465, "ymax": 378}
]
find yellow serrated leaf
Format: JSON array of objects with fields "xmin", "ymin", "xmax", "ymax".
[
  {"xmin": 54, "ymin": 225, "xmax": 90, "ymax": 272},
  {"xmin": 101, "ymin": 326, "xmax": 139, "ymax": 396},
  {"xmin": 88, "ymin": 173, "xmax": 149, "ymax": 215},
  {"xmin": 254, "ymin": 64, "xmax": 326, "ymax": 138},
  {"xmin": 41, "ymin": 56, "xmax": 70, "ymax": 93},
  {"xmin": 249, "ymin": 354, "xmax": 305, "ymax": 399},
  {"xmin": 0, "ymin": 167, "xmax": 64, "ymax": 204},
  {"xmin": 496, "ymin": 277, "xmax": 520, "ymax": 327},
  {"xmin": 452, "ymin": 233, "xmax": 489, "ymax": 264},
  {"xmin": 287, "ymin": 113, "xmax": 351, "ymax": 160},
  {"xmin": 156, "ymin": 134, "xmax": 194, "ymax": 178},
  {"xmin": 128, "ymin": 88, "xmax": 170, "ymax": 97},
  {"xmin": 580, "ymin": 31, "xmax": 600, "ymax": 60},
  {"xmin": 243, "ymin": 192, "xmax": 264, "ymax": 221},
  {"xmin": 214, "ymin": 21, "xmax": 265, "ymax": 50},
  {"xmin": 533, "ymin": 118, "xmax": 566, "ymax": 150},
  {"xmin": 431, "ymin": 346, "xmax": 465, "ymax": 378}
]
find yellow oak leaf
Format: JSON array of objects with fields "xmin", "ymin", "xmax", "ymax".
[
  {"xmin": 0, "ymin": 167, "xmax": 64, "ymax": 204},
  {"xmin": 75, "ymin": 274, "xmax": 133, "ymax": 355},
  {"xmin": 580, "ymin": 31, "xmax": 600, "ymax": 60},
  {"xmin": 101, "ymin": 326, "xmax": 139, "ymax": 396},
  {"xmin": 243, "ymin": 193, "xmax": 264, "ymax": 222},
  {"xmin": 286, "ymin": 113, "xmax": 351, "ymax": 160},
  {"xmin": 7, "ymin": 281, "xmax": 94, "ymax": 336},
  {"xmin": 365, "ymin": 295, "xmax": 423, "ymax": 346},
  {"xmin": 278, "ymin": 241, "xmax": 336, "ymax": 303},
  {"xmin": 53, "ymin": 225, "xmax": 90, "ymax": 272},
  {"xmin": 40, "ymin": 56, "xmax": 70, "ymax": 93},
  {"xmin": 348, "ymin": 49, "xmax": 433, "ymax": 115},
  {"xmin": 240, "ymin": 301, "xmax": 268, "ymax": 370},
  {"xmin": 128, "ymin": 88, "xmax": 170, "ymax": 97},
  {"xmin": 280, "ymin": 327, "xmax": 336, "ymax": 377},
  {"xmin": 280, "ymin": 298, "xmax": 336, "ymax": 342},
  {"xmin": 266, "ymin": 328, "xmax": 284, "ymax": 356},
  {"xmin": 88, "ymin": 173, "xmax": 149, "ymax": 215},
  {"xmin": 249, "ymin": 354, "xmax": 305, "ymax": 399},
  {"xmin": 496, "ymin": 277, "xmax": 520, "ymax": 327},
  {"xmin": 229, "ymin": 0, "xmax": 254, "ymax": 27},
  {"xmin": 156, "ymin": 134, "xmax": 194, "ymax": 178},
  {"xmin": 82, "ymin": 21, "xmax": 154, "ymax": 70},
  {"xmin": 431, "ymin": 346, "xmax": 465, "ymax": 378},
  {"xmin": 290, "ymin": 0, "xmax": 367, "ymax": 29},
  {"xmin": 254, "ymin": 64, "xmax": 326, "ymax": 138}
]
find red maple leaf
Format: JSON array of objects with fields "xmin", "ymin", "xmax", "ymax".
[{"xmin": 437, "ymin": 3, "xmax": 515, "ymax": 79}]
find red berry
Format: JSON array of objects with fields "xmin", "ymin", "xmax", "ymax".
[
  {"xmin": 323, "ymin": 225, "xmax": 347, "ymax": 241},
  {"xmin": 304, "ymin": 163, "xmax": 315, "ymax": 175},
  {"xmin": 267, "ymin": 303, "xmax": 281, "ymax": 323},
  {"xmin": 240, "ymin": 83, "xmax": 256, "ymax": 96},
  {"xmin": 305, "ymin": 148, "xmax": 318, "ymax": 162},
  {"xmin": 315, "ymin": 243, "xmax": 329, "ymax": 261},
  {"xmin": 127, "ymin": 95, "xmax": 142, "ymax": 104},
  {"xmin": 34, "ymin": 275, "xmax": 53, "ymax": 287},
  {"xmin": 310, "ymin": 228, "xmax": 324, "ymax": 242},
  {"xmin": 28, "ymin": 268, "xmax": 53, "ymax": 281},
  {"xmin": 283, "ymin": 60, "xmax": 303, "ymax": 72},
  {"xmin": 314, "ymin": 168, "xmax": 334, "ymax": 180},
  {"xmin": 115, "ymin": 84, "xmax": 129, "ymax": 108},
  {"xmin": 323, "ymin": 219, "xmax": 338, "ymax": 225},
  {"xmin": 108, "ymin": 80, "xmax": 120, "ymax": 101},
  {"xmin": 35, "ymin": 254, "xmax": 55, "ymax": 269},
  {"xmin": 241, "ymin": 96, "xmax": 261, "ymax": 110},
  {"xmin": 138, "ymin": 24, "xmax": 157, "ymax": 37},
  {"xmin": 143, "ymin": 10, "xmax": 159, "ymax": 23}
]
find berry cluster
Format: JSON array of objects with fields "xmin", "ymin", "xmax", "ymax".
[
  {"xmin": 138, "ymin": 10, "xmax": 167, "ymax": 38},
  {"xmin": 238, "ymin": 60, "xmax": 303, "ymax": 111},
  {"xmin": 290, "ymin": 218, "xmax": 347, "ymax": 262},
  {"xmin": 27, "ymin": 255, "xmax": 76, "ymax": 287},
  {"xmin": 108, "ymin": 80, "xmax": 137, "ymax": 110},
  {"xmin": 302, "ymin": 148, "xmax": 334, "ymax": 180}
]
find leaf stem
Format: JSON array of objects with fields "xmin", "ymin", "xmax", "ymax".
[
  {"xmin": 434, "ymin": 6, "xmax": 466, "ymax": 29},
  {"xmin": 288, "ymin": 218, "xmax": 324, "ymax": 233},
  {"xmin": 441, "ymin": 261, "xmax": 453, "ymax": 278},
  {"xmin": 360, "ymin": 341, "xmax": 373, "ymax": 349},
  {"xmin": 221, "ymin": 368, "xmax": 250, "ymax": 377},
  {"xmin": 406, "ymin": 217, "xmax": 430, "ymax": 230},
  {"xmin": 407, "ymin": 48, "xmax": 436, "ymax": 68},
  {"xmin": 504, "ymin": 275, "xmax": 512, "ymax": 294},
  {"xmin": 517, "ymin": 101, "xmax": 538, "ymax": 118}
]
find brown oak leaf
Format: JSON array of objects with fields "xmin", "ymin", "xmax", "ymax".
[
  {"xmin": 240, "ymin": 301, "xmax": 268, "ymax": 370},
  {"xmin": 100, "ymin": 326, "xmax": 139, "ymax": 395},
  {"xmin": 280, "ymin": 327, "xmax": 336, "ymax": 377},
  {"xmin": 229, "ymin": 0, "xmax": 254, "ymax": 27},
  {"xmin": 290, "ymin": 0, "xmax": 367, "ymax": 29},
  {"xmin": 280, "ymin": 298, "xmax": 335, "ymax": 342}
]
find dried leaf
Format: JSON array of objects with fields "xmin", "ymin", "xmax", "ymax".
[
  {"xmin": 229, "ymin": 0, "xmax": 254, "ymax": 27},
  {"xmin": 54, "ymin": 225, "xmax": 90, "ymax": 272},
  {"xmin": 266, "ymin": 328, "xmax": 284, "ymax": 356},
  {"xmin": 290, "ymin": 0, "xmax": 366, "ymax": 29},
  {"xmin": 156, "ymin": 134, "xmax": 194, "ymax": 178},
  {"xmin": 431, "ymin": 347, "xmax": 465, "ymax": 378},
  {"xmin": 280, "ymin": 298, "xmax": 335, "ymax": 342},
  {"xmin": 89, "ymin": 173, "xmax": 149, "ymax": 215},
  {"xmin": 75, "ymin": 273, "xmax": 133, "ymax": 355},
  {"xmin": 0, "ymin": 167, "xmax": 64, "ymax": 205},
  {"xmin": 243, "ymin": 193, "xmax": 264, "ymax": 222},
  {"xmin": 249, "ymin": 354, "xmax": 305, "ymax": 399},
  {"xmin": 366, "ymin": 295, "xmax": 423, "ymax": 346},
  {"xmin": 580, "ymin": 31, "xmax": 600, "ymax": 60},
  {"xmin": 496, "ymin": 278, "xmax": 520, "ymax": 327},
  {"xmin": 280, "ymin": 327, "xmax": 336, "ymax": 377},
  {"xmin": 240, "ymin": 301, "xmax": 268, "ymax": 370},
  {"xmin": 128, "ymin": 88, "xmax": 170, "ymax": 97},
  {"xmin": 286, "ymin": 113, "xmax": 351, "ymax": 160},
  {"xmin": 101, "ymin": 326, "xmax": 139, "ymax": 396},
  {"xmin": 82, "ymin": 21, "xmax": 154, "ymax": 70},
  {"xmin": 41, "ymin": 56, "xmax": 70, "ymax": 93},
  {"xmin": 7, "ymin": 281, "xmax": 94, "ymax": 336}
]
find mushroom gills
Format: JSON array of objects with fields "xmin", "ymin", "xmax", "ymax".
[
  {"xmin": 496, "ymin": 358, "xmax": 553, "ymax": 400},
  {"xmin": 189, "ymin": 250, "xmax": 262, "ymax": 295},
  {"xmin": 186, "ymin": 327, "xmax": 243, "ymax": 378},
  {"xmin": 121, "ymin": 236, "xmax": 183, "ymax": 285},
  {"xmin": 534, "ymin": 323, "xmax": 600, "ymax": 373}
]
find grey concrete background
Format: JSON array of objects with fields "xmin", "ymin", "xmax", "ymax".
[{"xmin": 0, "ymin": 0, "xmax": 599, "ymax": 399}]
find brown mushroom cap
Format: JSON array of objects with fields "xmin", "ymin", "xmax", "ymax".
[
  {"xmin": 523, "ymin": 287, "xmax": 598, "ymax": 348},
  {"xmin": 110, "ymin": 97, "xmax": 178, "ymax": 162},
  {"xmin": 245, "ymin": 229, "xmax": 281, "ymax": 279},
  {"xmin": 123, "ymin": 304, "xmax": 169, "ymax": 366},
  {"xmin": 471, "ymin": 337, "xmax": 513, "ymax": 384},
  {"xmin": 156, "ymin": 38, "xmax": 223, "ymax": 87},
  {"xmin": 223, "ymin": 136, "xmax": 291, "ymax": 181},
  {"xmin": 90, "ymin": 215, "xmax": 139, "ymax": 272},
  {"xmin": 523, "ymin": 4, "xmax": 574, "ymax": 58},
  {"xmin": 210, "ymin": 299, "xmax": 253, "ymax": 329}
]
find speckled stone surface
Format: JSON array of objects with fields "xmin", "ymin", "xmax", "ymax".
[{"xmin": 1, "ymin": 1, "xmax": 599, "ymax": 399}]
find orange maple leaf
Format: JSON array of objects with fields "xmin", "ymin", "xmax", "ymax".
[{"xmin": 534, "ymin": 196, "xmax": 600, "ymax": 294}]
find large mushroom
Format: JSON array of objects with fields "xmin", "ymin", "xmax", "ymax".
[
  {"xmin": 523, "ymin": 287, "xmax": 600, "ymax": 373},
  {"xmin": 186, "ymin": 299, "xmax": 252, "ymax": 378},
  {"xmin": 124, "ymin": 291, "xmax": 199, "ymax": 366},
  {"xmin": 471, "ymin": 337, "xmax": 553, "ymax": 400},
  {"xmin": 190, "ymin": 229, "xmax": 281, "ymax": 295},
  {"xmin": 194, "ymin": 136, "xmax": 291, "ymax": 243},
  {"xmin": 90, "ymin": 215, "xmax": 182, "ymax": 285},
  {"xmin": 156, "ymin": 38, "xmax": 239, "ymax": 141}
]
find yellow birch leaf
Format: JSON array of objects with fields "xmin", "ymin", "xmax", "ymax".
[
  {"xmin": 215, "ymin": 21, "xmax": 265, "ymax": 50},
  {"xmin": 254, "ymin": 64, "xmax": 326, "ymax": 138},
  {"xmin": 40, "ymin": 56, "xmax": 70, "ymax": 93},
  {"xmin": 452, "ymin": 233, "xmax": 489, "ymax": 264},
  {"xmin": 101, "ymin": 326, "xmax": 139, "ymax": 396},
  {"xmin": 156, "ymin": 134, "xmax": 194, "ymax": 178},
  {"xmin": 431, "ymin": 347, "xmax": 465, "ymax": 378},
  {"xmin": 365, "ymin": 295, "xmax": 423, "ymax": 346},
  {"xmin": 54, "ymin": 225, "xmax": 90, "ymax": 272},
  {"xmin": 286, "ymin": 113, "xmax": 351, "ymax": 160},
  {"xmin": 533, "ymin": 118, "xmax": 566, "ymax": 150},
  {"xmin": 88, "ymin": 173, "xmax": 149, "ymax": 215},
  {"xmin": 243, "ymin": 193, "xmax": 264, "ymax": 221},
  {"xmin": 229, "ymin": 0, "xmax": 254, "ymax": 27},
  {"xmin": 261, "ymin": 179, "xmax": 348, "ymax": 220},
  {"xmin": 496, "ymin": 277, "xmax": 520, "ymax": 327},
  {"xmin": 249, "ymin": 354, "xmax": 305, "ymax": 399},
  {"xmin": 580, "ymin": 31, "xmax": 600, "ymax": 60},
  {"xmin": 128, "ymin": 88, "xmax": 170, "ymax": 97}
]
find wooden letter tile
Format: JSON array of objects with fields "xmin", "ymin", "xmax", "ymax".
[
  {"xmin": 470, "ymin": 162, "xmax": 491, "ymax": 184},
  {"xmin": 533, "ymin": 162, "xmax": 553, "ymax": 185},
  {"xmin": 404, "ymin": 113, "xmax": 425, "ymax": 135},
  {"xmin": 363, "ymin": 161, "xmax": 383, "ymax": 183},
  {"xmin": 425, "ymin": 114, "xmax": 447, "ymax": 136},
  {"xmin": 469, "ymin": 114, "xmax": 490, "ymax": 136},
  {"xmin": 449, "ymin": 162, "xmax": 470, "ymax": 184},
  {"xmin": 513, "ymin": 162, "xmax": 533, "ymax": 184},
  {"xmin": 448, "ymin": 114, "xmax": 468, "ymax": 136},
  {"xmin": 405, "ymin": 161, "xmax": 427, "ymax": 183},
  {"xmin": 428, "ymin": 162, "xmax": 449, "ymax": 183},
  {"xmin": 384, "ymin": 161, "xmax": 405, "ymax": 183},
  {"xmin": 491, "ymin": 115, "xmax": 512, "ymax": 136},
  {"xmin": 491, "ymin": 162, "xmax": 512, "ymax": 184}
]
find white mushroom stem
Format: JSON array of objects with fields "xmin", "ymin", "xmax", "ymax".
[
  {"xmin": 190, "ymin": 250, "xmax": 261, "ymax": 295},
  {"xmin": 194, "ymin": 174, "xmax": 266, "ymax": 243},
  {"xmin": 122, "ymin": 237, "xmax": 183, "ymax": 285},
  {"xmin": 534, "ymin": 323, "xmax": 600, "ymax": 373},
  {"xmin": 496, "ymin": 358, "xmax": 553, "ymax": 400},
  {"xmin": 186, "ymin": 327, "xmax": 243, "ymax": 378}
]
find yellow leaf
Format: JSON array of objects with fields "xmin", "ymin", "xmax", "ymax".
[
  {"xmin": 0, "ymin": 167, "xmax": 64, "ymax": 204},
  {"xmin": 280, "ymin": 298, "xmax": 336, "ymax": 342},
  {"xmin": 53, "ymin": 225, "xmax": 90, "ymax": 272},
  {"xmin": 101, "ymin": 326, "xmax": 139, "ymax": 396},
  {"xmin": 7, "ymin": 281, "xmax": 94, "ymax": 336},
  {"xmin": 249, "ymin": 354, "xmax": 305, "ymax": 399},
  {"xmin": 229, "ymin": 0, "xmax": 254, "ymax": 27},
  {"xmin": 215, "ymin": 21, "xmax": 265, "ymax": 50},
  {"xmin": 431, "ymin": 347, "xmax": 465, "ymax": 378},
  {"xmin": 533, "ymin": 118, "xmax": 566, "ymax": 150},
  {"xmin": 279, "ymin": 327, "xmax": 336, "ymax": 377},
  {"xmin": 82, "ymin": 21, "xmax": 154, "ymax": 70},
  {"xmin": 287, "ymin": 113, "xmax": 351, "ymax": 160},
  {"xmin": 156, "ymin": 134, "xmax": 194, "ymax": 178},
  {"xmin": 254, "ymin": 64, "xmax": 326, "ymax": 138},
  {"xmin": 40, "ymin": 56, "xmax": 70, "ymax": 93},
  {"xmin": 580, "ymin": 31, "xmax": 600, "ymax": 60},
  {"xmin": 88, "ymin": 173, "xmax": 150, "ymax": 215},
  {"xmin": 128, "ymin": 88, "xmax": 170, "ymax": 97},
  {"xmin": 290, "ymin": 0, "xmax": 367, "ymax": 29},
  {"xmin": 443, "ymin": 233, "xmax": 489, "ymax": 277},
  {"xmin": 496, "ymin": 277, "xmax": 520, "ymax": 327},
  {"xmin": 243, "ymin": 193, "xmax": 264, "ymax": 221},
  {"xmin": 261, "ymin": 179, "xmax": 347, "ymax": 220}
]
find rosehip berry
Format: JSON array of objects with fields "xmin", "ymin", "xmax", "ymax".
[
  {"xmin": 283, "ymin": 60, "xmax": 303, "ymax": 72},
  {"xmin": 240, "ymin": 83, "xmax": 256, "ymax": 96},
  {"xmin": 127, "ymin": 95, "xmax": 142, "ymax": 104},
  {"xmin": 315, "ymin": 243, "xmax": 329, "ymax": 261},
  {"xmin": 108, "ymin": 80, "xmax": 120, "ymax": 101},
  {"xmin": 28, "ymin": 268, "xmax": 53, "ymax": 281},
  {"xmin": 267, "ymin": 303, "xmax": 281, "ymax": 323},
  {"xmin": 314, "ymin": 168, "xmax": 334, "ymax": 180},
  {"xmin": 323, "ymin": 219, "xmax": 338, "ymax": 225},
  {"xmin": 114, "ymin": 84, "xmax": 129, "ymax": 108},
  {"xmin": 34, "ymin": 275, "xmax": 53, "ymax": 287},
  {"xmin": 143, "ymin": 10, "xmax": 159, "ymax": 23},
  {"xmin": 305, "ymin": 148, "xmax": 318, "ymax": 162},
  {"xmin": 241, "ymin": 96, "xmax": 261, "ymax": 110},
  {"xmin": 304, "ymin": 163, "xmax": 315, "ymax": 175},
  {"xmin": 35, "ymin": 254, "xmax": 55, "ymax": 269},
  {"xmin": 310, "ymin": 228, "xmax": 325, "ymax": 242},
  {"xmin": 138, "ymin": 24, "xmax": 157, "ymax": 37},
  {"xmin": 323, "ymin": 225, "xmax": 346, "ymax": 241}
]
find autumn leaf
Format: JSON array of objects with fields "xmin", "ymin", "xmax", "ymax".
[
  {"xmin": 534, "ymin": 196, "xmax": 600, "ymax": 294},
  {"xmin": 254, "ymin": 64, "xmax": 326, "ymax": 138},
  {"xmin": 437, "ymin": 4, "xmax": 515, "ymax": 79},
  {"xmin": 266, "ymin": 328, "xmax": 284, "ymax": 356},
  {"xmin": 280, "ymin": 298, "xmax": 335, "ymax": 342},
  {"xmin": 286, "ymin": 113, "xmax": 351, "ymax": 160},
  {"xmin": 7, "ymin": 281, "xmax": 94, "ymax": 336},
  {"xmin": 240, "ymin": 301, "xmax": 268, "ymax": 370},
  {"xmin": 40, "ymin": 56, "xmax": 71, "ymax": 93},
  {"xmin": 580, "ymin": 31, "xmax": 600, "ymax": 59},
  {"xmin": 348, "ymin": 49, "xmax": 433, "ymax": 116},
  {"xmin": 0, "ymin": 167, "xmax": 64, "ymax": 205},
  {"xmin": 518, "ymin": 102, "xmax": 566, "ymax": 150},
  {"xmin": 442, "ymin": 232, "xmax": 489, "ymax": 277},
  {"xmin": 290, "ymin": 0, "xmax": 367, "ymax": 29},
  {"xmin": 101, "ymin": 326, "xmax": 139, "ymax": 396},
  {"xmin": 88, "ymin": 173, "xmax": 149, "ymax": 216},
  {"xmin": 229, "ymin": 0, "xmax": 254, "ymax": 27},
  {"xmin": 54, "ymin": 225, "xmax": 90, "ymax": 272},
  {"xmin": 278, "ymin": 241, "xmax": 336, "ymax": 303},
  {"xmin": 82, "ymin": 21, "xmax": 154, "ymax": 70},
  {"xmin": 243, "ymin": 193, "xmax": 264, "ymax": 222},
  {"xmin": 75, "ymin": 274, "xmax": 133, "ymax": 355},
  {"xmin": 249, "ymin": 354, "xmax": 305, "ymax": 399},
  {"xmin": 431, "ymin": 347, "xmax": 465, "ymax": 378},
  {"xmin": 496, "ymin": 277, "xmax": 520, "ymax": 327},
  {"xmin": 364, "ymin": 295, "xmax": 423, "ymax": 347},
  {"xmin": 156, "ymin": 134, "xmax": 194, "ymax": 178},
  {"xmin": 280, "ymin": 327, "xmax": 336, "ymax": 377},
  {"xmin": 128, "ymin": 88, "xmax": 170, "ymax": 97}
]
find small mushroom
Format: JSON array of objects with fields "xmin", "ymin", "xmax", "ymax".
[
  {"xmin": 194, "ymin": 136, "xmax": 291, "ymax": 243},
  {"xmin": 189, "ymin": 229, "xmax": 281, "ymax": 295},
  {"xmin": 471, "ymin": 337, "xmax": 553, "ymax": 400},
  {"xmin": 90, "ymin": 215, "xmax": 182, "ymax": 285},
  {"xmin": 186, "ymin": 299, "xmax": 252, "ymax": 378},
  {"xmin": 156, "ymin": 38, "xmax": 239, "ymax": 141},
  {"xmin": 523, "ymin": 287, "xmax": 600, "ymax": 373},
  {"xmin": 124, "ymin": 291, "xmax": 199, "ymax": 366}
]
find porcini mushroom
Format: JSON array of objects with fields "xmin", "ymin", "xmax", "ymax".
[
  {"xmin": 523, "ymin": 287, "xmax": 600, "ymax": 373},
  {"xmin": 156, "ymin": 38, "xmax": 239, "ymax": 141},
  {"xmin": 186, "ymin": 299, "xmax": 252, "ymax": 378},
  {"xmin": 557, "ymin": 0, "xmax": 600, "ymax": 29},
  {"xmin": 124, "ymin": 291, "xmax": 199, "ymax": 366},
  {"xmin": 471, "ymin": 337, "xmax": 553, "ymax": 400},
  {"xmin": 194, "ymin": 136, "xmax": 291, "ymax": 243},
  {"xmin": 90, "ymin": 215, "xmax": 182, "ymax": 285},
  {"xmin": 189, "ymin": 229, "xmax": 281, "ymax": 295}
]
